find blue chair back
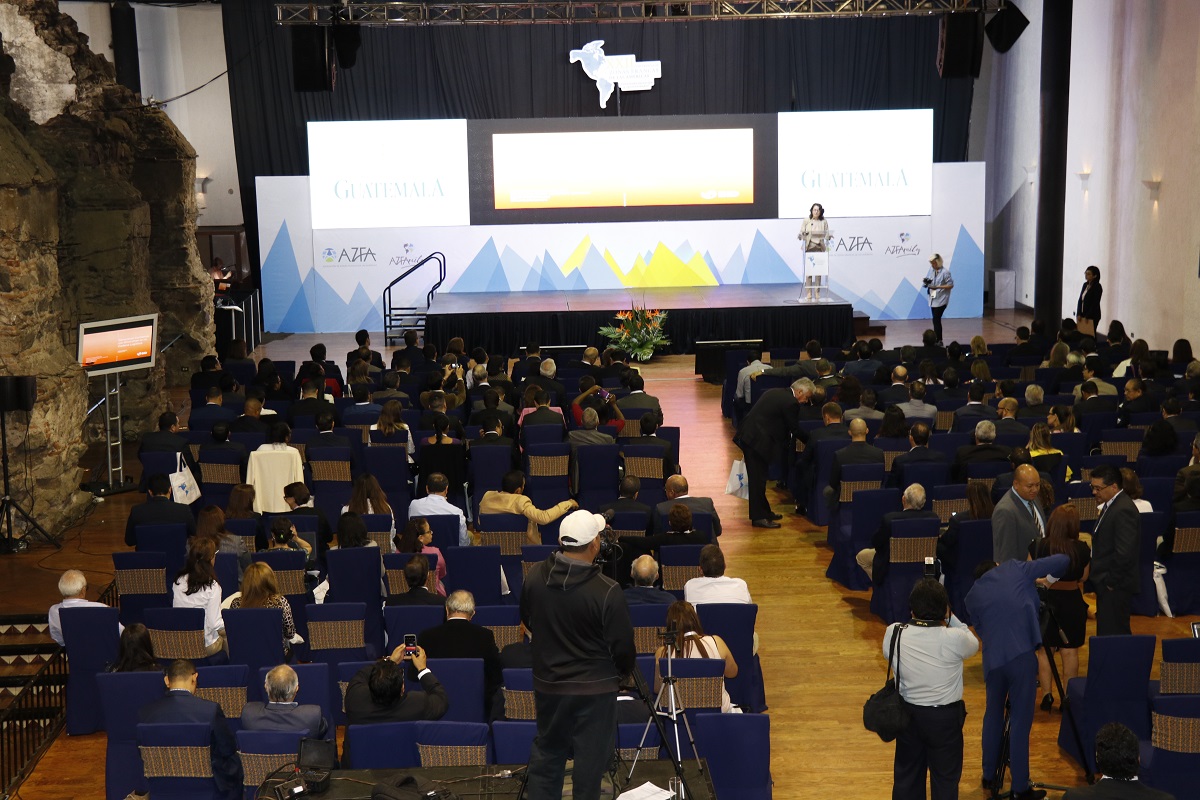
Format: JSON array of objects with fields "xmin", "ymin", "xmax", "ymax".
[
  {"xmin": 143, "ymin": 606, "xmax": 228, "ymax": 666},
  {"xmin": 138, "ymin": 451, "xmax": 180, "ymax": 492},
  {"xmin": 195, "ymin": 664, "xmax": 249, "ymax": 733},
  {"xmin": 469, "ymin": 446, "xmax": 512, "ymax": 517},
  {"xmin": 215, "ymin": 552, "xmax": 240, "ymax": 600},
  {"xmin": 112, "ymin": 551, "xmax": 172, "ymax": 626},
  {"xmin": 899, "ymin": 461, "xmax": 952, "ymax": 491},
  {"xmin": 947, "ymin": 519, "xmax": 993, "ymax": 624},
  {"xmin": 229, "ymin": 432, "xmax": 266, "ymax": 452},
  {"xmin": 426, "ymin": 658, "xmax": 486, "ymax": 723},
  {"xmin": 443, "ymin": 546, "xmax": 502, "ymax": 606},
  {"xmin": 659, "ymin": 544, "xmax": 706, "ymax": 598},
  {"xmin": 236, "ymin": 730, "xmax": 307, "ymax": 800},
  {"xmin": 424, "ymin": 514, "xmax": 462, "ymax": 550},
  {"xmin": 384, "ymin": 605, "xmax": 447, "ymax": 651},
  {"xmin": 807, "ymin": 438, "xmax": 850, "ymax": 526},
  {"xmin": 610, "ymin": 510, "xmax": 650, "ymax": 536},
  {"xmin": 344, "ymin": 722, "xmax": 419, "ymax": 769},
  {"xmin": 134, "ymin": 523, "xmax": 189, "ymax": 587},
  {"xmin": 223, "ymin": 608, "xmax": 285, "ymax": 701},
  {"xmin": 255, "ymin": 663, "xmax": 334, "ymax": 738},
  {"xmin": 524, "ymin": 443, "xmax": 572, "ymax": 509},
  {"xmin": 502, "ymin": 667, "xmax": 534, "ymax": 691},
  {"xmin": 364, "ymin": 446, "xmax": 411, "ymax": 521},
  {"xmin": 695, "ymin": 603, "xmax": 765, "ymax": 713},
  {"xmin": 490, "ymin": 720, "xmax": 537, "ymax": 764},
  {"xmin": 306, "ymin": 602, "xmax": 369, "ymax": 667},
  {"xmin": 224, "ymin": 517, "xmax": 260, "ymax": 552},
  {"xmin": 694, "ymin": 712, "xmax": 771, "ymax": 800},
  {"xmin": 136, "ymin": 722, "xmax": 223, "ymax": 799},
  {"xmin": 1141, "ymin": 695, "xmax": 1200, "ymax": 799},
  {"xmin": 415, "ymin": 720, "xmax": 492, "ymax": 763},
  {"xmin": 872, "ymin": 517, "xmax": 940, "ymax": 624},
  {"xmin": 965, "ymin": 460, "xmax": 1010, "ymax": 482},
  {"xmin": 575, "ymin": 444, "xmax": 621, "ymax": 511},
  {"xmin": 621, "ymin": 444, "xmax": 669, "ymax": 507},
  {"xmin": 325, "ymin": 547, "xmax": 384, "ymax": 654},
  {"xmin": 61, "ymin": 606, "xmax": 120, "ymax": 734},
  {"xmin": 1132, "ymin": 513, "xmax": 1167, "ymax": 617},
  {"xmin": 97, "ymin": 671, "xmax": 164, "ymax": 800},
  {"xmin": 1137, "ymin": 454, "xmax": 1189, "ymax": 478},
  {"xmin": 522, "ymin": 424, "xmax": 564, "ymax": 448}
]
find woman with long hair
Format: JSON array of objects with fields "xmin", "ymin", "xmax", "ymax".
[
  {"xmin": 108, "ymin": 624, "xmax": 158, "ymax": 672},
  {"xmin": 837, "ymin": 375, "xmax": 863, "ymax": 408},
  {"xmin": 1114, "ymin": 338, "xmax": 1149, "ymax": 379},
  {"xmin": 423, "ymin": 413, "xmax": 459, "ymax": 446},
  {"xmin": 1120, "ymin": 468, "xmax": 1154, "ymax": 512},
  {"xmin": 347, "ymin": 359, "xmax": 372, "ymax": 387},
  {"xmin": 1171, "ymin": 339, "xmax": 1193, "ymax": 371},
  {"xmin": 939, "ymin": 481, "xmax": 994, "ymax": 573},
  {"xmin": 1142, "ymin": 420, "xmax": 1179, "ymax": 458},
  {"xmin": 878, "ymin": 407, "xmax": 909, "ymax": 439},
  {"xmin": 393, "ymin": 517, "xmax": 447, "ymax": 596},
  {"xmin": 225, "ymin": 484, "xmax": 264, "ymax": 550},
  {"xmin": 343, "ymin": 473, "xmax": 393, "ymax": 517},
  {"xmin": 1042, "ymin": 341, "xmax": 1070, "ymax": 370},
  {"xmin": 654, "ymin": 601, "xmax": 738, "ymax": 712},
  {"xmin": 196, "ymin": 505, "xmax": 251, "ymax": 579},
  {"xmin": 335, "ymin": 512, "xmax": 373, "ymax": 549},
  {"xmin": 371, "ymin": 400, "xmax": 415, "ymax": 461},
  {"xmin": 229, "ymin": 562, "xmax": 296, "ymax": 653},
  {"xmin": 798, "ymin": 202, "xmax": 831, "ymax": 301},
  {"xmin": 1104, "ymin": 321, "xmax": 1131, "ymax": 363},
  {"xmin": 1027, "ymin": 422, "xmax": 1068, "ymax": 480},
  {"xmin": 968, "ymin": 358, "xmax": 992, "ymax": 385},
  {"xmin": 918, "ymin": 359, "xmax": 943, "ymax": 388},
  {"xmin": 1028, "ymin": 504, "xmax": 1090, "ymax": 711},
  {"xmin": 1047, "ymin": 405, "xmax": 1077, "ymax": 434},
  {"xmin": 969, "ymin": 335, "xmax": 991, "ymax": 358},
  {"xmin": 172, "ymin": 537, "xmax": 226, "ymax": 655}
]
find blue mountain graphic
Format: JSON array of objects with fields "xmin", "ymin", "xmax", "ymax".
[
  {"xmin": 261, "ymin": 221, "xmax": 301, "ymax": 331},
  {"xmin": 722, "ymin": 245, "xmax": 746, "ymax": 284},
  {"xmin": 498, "ymin": 246, "xmax": 529, "ymax": 292},
  {"xmin": 574, "ymin": 244, "xmax": 623, "ymax": 290},
  {"xmin": 950, "ymin": 224, "xmax": 984, "ymax": 274},
  {"xmin": 452, "ymin": 238, "xmax": 504, "ymax": 293},
  {"xmin": 279, "ymin": 270, "xmax": 317, "ymax": 332},
  {"xmin": 883, "ymin": 278, "xmax": 928, "ymax": 320},
  {"xmin": 523, "ymin": 258, "xmax": 543, "ymax": 292},
  {"xmin": 345, "ymin": 284, "xmax": 381, "ymax": 332},
  {"xmin": 741, "ymin": 231, "xmax": 797, "ymax": 284},
  {"xmin": 705, "ymin": 252, "xmax": 721, "ymax": 285}
]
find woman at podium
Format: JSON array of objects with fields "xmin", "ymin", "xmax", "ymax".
[{"xmin": 798, "ymin": 202, "xmax": 831, "ymax": 301}]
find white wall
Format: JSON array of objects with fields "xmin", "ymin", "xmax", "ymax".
[
  {"xmin": 62, "ymin": 2, "xmax": 242, "ymax": 227},
  {"xmin": 1063, "ymin": 0, "xmax": 1200, "ymax": 349},
  {"xmin": 980, "ymin": 0, "xmax": 1043, "ymax": 309}
]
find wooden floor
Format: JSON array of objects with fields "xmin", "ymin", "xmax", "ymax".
[{"xmin": 11, "ymin": 311, "xmax": 1197, "ymax": 800}]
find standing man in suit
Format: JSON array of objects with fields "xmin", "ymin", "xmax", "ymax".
[
  {"xmin": 991, "ymin": 465, "xmax": 1046, "ymax": 563},
  {"xmin": 124, "ymin": 473, "xmax": 197, "ymax": 546},
  {"xmin": 240, "ymin": 664, "xmax": 328, "ymax": 738},
  {"xmin": 1089, "ymin": 464, "xmax": 1141, "ymax": 635},
  {"xmin": 417, "ymin": 590, "xmax": 503, "ymax": 720},
  {"xmin": 824, "ymin": 418, "xmax": 883, "ymax": 510},
  {"xmin": 967, "ymin": 555, "xmax": 1070, "ymax": 800},
  {"xmin": 651, "ymin": 475, "xmax": 721, "ymax": 538},
  {"xmin": 139, "ymin": 659, "xmax": 243, "ymax": 799},
  {"xmin": 889, "ymin": 423, "xmax": 946, "ymax": 488},
  {"xmin": 736, "ymin": 378, "xmax": 814, "ymax": 528},
  {"xmin": 1062, "ymin": 723, "xmax": 1175, "ymax": 800}
]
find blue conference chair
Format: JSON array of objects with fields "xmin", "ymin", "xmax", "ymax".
[
  {"xmin": 324, "ymin": 546, "xmax": 384, "ymax": 655},
  {"xmin": 696, "ymin": 603, "xmax": 766, "ymax": 713},
  {"xmin": 143, "ymin": 606, "xmax": 228, "ymax": 667},
  {"xmin": 223, "ymin": 608, "xmax": 286, "ymax": 701},
  {"xmin": 384, "ymin": 604, "xmax": 447, "ymax": 652},
  {"xmin": 1139, "ymin": 695, "xmax": 1200, "ymax": 799},
  {"xmin": 137, "ymin": 722, "xmax": 231, "ymax": 799},
  {"xmin": 112, "ymin": 550, "xmax": 172, "ymax": 626},
  {"xmin": 97, "ymin": 670, "xmax": 166, "ymax": 800},
  {"xmin": 344, "ymin": 721, "xmax": 420, "ymax": 769},
  {"xmin": 694, "ymin": 712, "xmax": 772, "ymax": 800},
  {"xmin": 426, "ymin": 658, "xmax": 486, "ymax": 723},
  {"xmin": 61, "ymin": 606, "xmax": 121, "ymax": 735},
  {"xmin": 236, "ymin": 729, "xmax": 307, "ymax": 800},
  {"xmin": 443, "ymin": 545, "xmax": 502, "ymax": 606},
  {"xmin": 491, "ymin": 720, "xmax": 537, "ymax": 764}
]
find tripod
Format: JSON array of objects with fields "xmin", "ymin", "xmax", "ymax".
[
  {"xmin": 0, "ymin": 408, "xmax": 59, "ymax": 554},
  {"xmin": 987, "ymin": 598, "xmax": 1092, "ymax": 798},
  {"xmin": 628, "ymin": 633, "xmax": 700, "ymax": 797}
]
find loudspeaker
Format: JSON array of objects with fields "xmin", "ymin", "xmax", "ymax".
[
  {"xmin": 291, "ymin": 27, "xmax": 333, "ymax": 92},
  {"xmin": 332, "ymin": 25, "xmax": 361, "ymax": 69},
  {"xmin": 937, "ymin": 12, "xmax": 984, "ymax": 79},
  {"xmin": 985, "ymin": 3, "xmax": 1030, "ymax": 53},
  {"xmin": 0, "ymin": 377, "xmax": 36, "ymax": 413}
]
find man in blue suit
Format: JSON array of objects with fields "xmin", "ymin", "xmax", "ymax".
[
  {"xmin": 966, "ymin": 555, "xmax": 1071, "ymax": 800},
  {"xmin": 138, "ymin": 659, "xmax": 243, "ymax": 799}
]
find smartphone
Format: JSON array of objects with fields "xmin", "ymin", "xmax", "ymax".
[
  {"xmin": 403, "ymin": 633, "xmax": 418, "ymax": 657},
  {"xmin": 597, "ymin": 388, "xmax": 612, "ymax": 401}
]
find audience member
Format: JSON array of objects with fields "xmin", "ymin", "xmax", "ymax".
[
  {"xmin": 228, "ymin": 563, "xmax": 296, "ymax": 655},
  {"xmin": 1062, "ymin": 723, "xmax": 1175, "ymax": 799},
  {"xmin": 416, "ymin": 590, "xmax": 503, "ymax": 720},
  {"xmin": 48, "ymin": 569, "xmax": 120, "ymax": 646},
  {"xmin": 652, "ymin": 475, "xmax": 721, "ymax": 537},
  {"xmin": 856, "ymin": 484, "xmax": 938, "ymax": 584},
  {"xmin": 684, "ymin": 545, "xmax": 751, "ymax": 605},
  {"xmin": 108, "ymin": 623, "xmax": 157, "ymax": 673},
  {"xmin": 480, "ymin": 470, "xmax": 577, "ymax": 544},
  {"xmin": 655, "ymin": 601, "xmax": 737, "ymax": 713},
  {"xmin": 241, "ymin": 664, "xmax": 328, "ymax": 738},
  {"xmin": 172, "ymin": 537, "xmax": 226, "ymax": 656},
  {"xmin": 952, "ymin": 420, "xmax": 1011, "ymax": 481},
  {"xmin": 344, "ymin": 645, "xmax": 448, "ymax": 724},
  {"xmin": 889, "ymin": 423, "xmax": 945, "ymax": 489},
  {"xmin": 124, "ymin": 473, "xmax": 197, "ymax": 546},
  {"xmin": 394, "ymin": 517, "xmax": 448, "ymax": 596},
  {"xmin": 624, "ymin": 556, "xmax": 677, "ymax": 605},
  {"xmin": 385, "ymin": 554, "xmax": 445, "ymax": 607}
]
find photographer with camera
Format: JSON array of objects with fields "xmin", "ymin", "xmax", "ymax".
[
  {"xmin": 884, "ymin": 579, "xmax": 978, "ymax": 800},
  {"xmin": 965, "ymin": 554, "xmax": 1071, "ymax": 800},
  {"xmin": 520, "ymin": 510, "xmax": 636, "ymax": 800},
  {"xmin": 924, "ymin": 254, "xmax": 954, "ymax": 346}
]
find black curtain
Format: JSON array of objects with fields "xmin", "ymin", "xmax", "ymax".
[{"xmin": 223, "ymin": 7, "xmax": 974, "ymax": 268}]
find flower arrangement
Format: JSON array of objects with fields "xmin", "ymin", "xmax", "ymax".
[{"xmin": 598, "ymin": 305, "xmax": 670, "ymax": 362}]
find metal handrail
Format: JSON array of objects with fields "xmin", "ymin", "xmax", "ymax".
[
  {"xmin": 382, "ymin": 252, "xmax": 447, "ymax": 341},
  {"xmin": 0, "ymin": 648, "xmax": 67, "ymax": 796}
]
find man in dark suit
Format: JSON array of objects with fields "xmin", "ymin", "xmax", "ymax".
[
  {"xmin": 416, "ymin": 590, "xmax": 503, "ymax": 720},
  {"xmin": 628, "ymin": 413, "xmax": 677, "ymax": 479},
  {"xmin": 889, "ymin": 423, "xmax": 946, "ymax": 488},
  {"xmin": 470, "ymin": 389, "xmax": 516, "ymax": 438},
  {"xmin": 520, "ymin": 389, "xmax": 566, "ymax": 431},
  {"xmin": 240, "ymin": 664, "xmax": 328, "ymax": 738},
  {"xmin": 287, "ymin": 379, "xmax": 338, "ymax": 428},
  {"xmin": 189, "ymin": 386, "xmax": 238, "ymax": 431},
  {"xmin": 1017, "ymin": 385, "xmax": 1050, "ymax": 420},
  {"xmin": 953, "ymin": 420, "xmax": 1012, "ymax": 482},
  {"xmin": 1172, "ymin": 435, "xmax": 1200, "ymax": 502},
  {"xmin": 1089, "ymin": 464, "xmax": 1141, "ymax": 636},
  {"xmin": 1117, "ymin": 378, "xmax": 1160, "ymax": 427},
  {"xmin": 139, "ymin": 411, "xmax": 198, "ymax": 474},
  {"xmin": 521, "ymin": 358, "xmax": 567, "ymax": 401},
  {"xmin": 991, "ymin": 465, "xmax": 1046, "ymax": 563},
  {"xmin": 189, "ymin": 355, "xmax": 226, "ymax": 396},
  {"xmin": 840, "ymin": 340, "xmax": 883, "ymax": 384},
  {"xmin": 344, "ymin": 645, "xmax": 449, "ymax": 725},
  {"xmin": 509, "ymin": 343, "xmax": 542, "ymax": 384},
  {"xmin": 876, "ymin": 366, "xmax": 911, "ymax": 408},
  {"xmin": 199, "ymin": 422, "xmax": 248, "ymax": 472},
  {"xmin": 1077, "ymin": 380, "xmax": 1120, "ymax": 417},
  {"xmin": 471, "ymin": 415, "xmax": 519, "ymax": 468},
  {"xmin": 595, "ymin": 348, "xmax": 631, "ymax": 385},
  {"xmin": 304, "ymin": 342, "xmax": 344, "ymax": 392},
  {"xmin": 385, "ymin": 555, "xmax": 447, "ymax": 607},
  {"xmin": 229, "ymin": 397, "xmax": 271, "ymax": 435},
  {"xmin": 1160, "ymin": 398, "xmax": 1198, "ymax": 440},
  {"xmin": 651, "ymin": 475, "xmax": 720, "ymax": 538},
  {"xmin": 616, "ymin": 373, "xmax": 664, "ymax": 424},
  {"xmin": 283, "ymin": 483, "xmax": 333, "ymax": 567},
  {"xmin": 395, "ymin": 330, "xmax": 426, "ymax": 371},
  {"xmin": 824, "ymin": 418, "xmax": 884, "ymax": 509},
  {"xmin": 341, "ymin": 384, "xmax": 382, "ymax": 426},
  {"xmin": 1005, "ymin": 326, "xmax": 1044, "ymax": 364},
  {"xmin": 736, "ymin": 378, "xmax": 813, "ymax": 527},
  {"xmin": 624, "ymin": 556, "xmax": 677, "ymax": 604},
  {"xmin": 139, "ymin": 659, "xmax": 243, "ymax": 799},
  {"xmin": 599, "ymin": 477, "xmax": 653, "ymax": 521},
  {"xmin": 1063, "ymin": 724, "xmax": 1175, "ymax": 800},
  {"xmin": 855, "ymin": 483, "xmax": 940, "ymax": 586},
  {"xmin": 994, "ymin": 398, "xmax": 1031, "ymax": 438},
  {"xmin": 124, "ymin": 473, "xmax": 197, "ymax": 546},
  {"xmin": 953, "ymin": 383, "xmax": 999, "ymax": 427},
  {"xmin": 372, "ymin": 371, "xmax": 411, "ymax": 407},
  {"xmin": 915, "ymin": 329, "xmax": 947, "ymax": 363},
  {"xmin": 306, "ymin": 412, "xmax": 353, "ymax": 453},
  {"xmin": 345, "ymin": 329, "xmax": 385, "ymax": 372}
]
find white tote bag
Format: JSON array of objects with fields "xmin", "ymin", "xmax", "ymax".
[
  {"xmin": 169, "ymin": 453, "xmax": 201, "ymax": 505},
  {"xmin": 725, "ymin": 459, "xmax": 750, "ymax": 500}
]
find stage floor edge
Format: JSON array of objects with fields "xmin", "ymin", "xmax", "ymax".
[{"xmin": 425, "ymin": 284, "xmax": 855, "ymax": 356}]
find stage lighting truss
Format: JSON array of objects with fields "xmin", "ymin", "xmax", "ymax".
[{"xmin": 276, "ymin": 0, "xmax": 1006, "ymax": 26}]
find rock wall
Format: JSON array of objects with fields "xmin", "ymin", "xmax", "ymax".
[{"xmin": 0, "ymin": 0, "xmax": 213, "ymax": 537}]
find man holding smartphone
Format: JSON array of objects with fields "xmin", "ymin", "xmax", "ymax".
[{"xmin": 343, "ymin": 644, "xmax": 448, "ymax": 724}]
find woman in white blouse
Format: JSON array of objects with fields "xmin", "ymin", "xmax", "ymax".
[
  {"xmin": 172, "ymin": 536, "xmax": 226, "ymax": 656},
  {"xmin": 798, "ymin": 202, "xmax": 831, "ymax": 301}
]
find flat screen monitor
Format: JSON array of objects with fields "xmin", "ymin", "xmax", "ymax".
[{"xmin": 78, "ymin": 313, "xmax": 158, "ymax": 377}]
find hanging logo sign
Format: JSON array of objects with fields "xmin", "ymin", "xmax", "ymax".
[{"xmin": 569, "ymin": 40, "xmax": 662, "ymax": 109}]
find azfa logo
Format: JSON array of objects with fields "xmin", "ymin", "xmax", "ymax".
[
  {"xmin": 884, "ymin": 232, "xmax": 921, "ymax": 258},
  {"xmin": 322, "ymin": 247, "xmax": 336, "ymax": 263},
  {"xmin": 328, "ymin": 247, "xmax": 377, "ymax": 265},
  {"xmin": 403, "ymin": 243, "xmax": 414, "ymax": 255},
  {"xmin": 898, "ymin": 232, "xmax": 910, "ymax": 244},
  {"xmin": 831, "ymin": 236, "xmax": 873, "ymax": 253}
]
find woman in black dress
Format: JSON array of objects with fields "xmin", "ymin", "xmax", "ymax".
[{"xmin": 1029, "ymin": 504, "xmax": 1091, "ymax": 712}]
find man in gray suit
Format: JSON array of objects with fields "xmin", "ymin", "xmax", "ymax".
[
  {"xmin": 1089, "ymin": 464, "xmax": 1141, "ymax": 636},
  {"xmin": 893, "ymin": 381, "xmax": 936, "ymax": 421},
  {"xmin": 240, "ymin": 664, "xmax": 328, "ymax": 739},
  {"xmin": 652, "ymin": 474, "xmax": 721, "ymax": 538},
  {"xmin": 844, "ymin": 388, "xmax": 886, "ymax": 422},
  {"xmin": 616, "ymin": 373, "xmax": 663, "ymax": 424},
  {"xmin": 991, "ymin": 464, "xmax": 1046, "ymax": 563}
]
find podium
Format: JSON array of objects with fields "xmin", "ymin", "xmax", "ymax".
[{"xmin": 803, "ymin": 250, "xmax": 830, "ymax": 303}]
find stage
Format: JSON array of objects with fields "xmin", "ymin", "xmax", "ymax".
[{"xmin": 424, "ymin": 283, "xmax": 855, "ymax": 357}]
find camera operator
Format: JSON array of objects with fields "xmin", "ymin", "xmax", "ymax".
[
  {"xmin": 520, "ymin": 510, "xmax": 636, "ymax": 800},
  {"xmin": 886, "ymin": 579, "xmax": 978, "ymax": 800},
  {"xmin": 965, "ymin": 554, "xmax": 1070, "ymax": 800}
]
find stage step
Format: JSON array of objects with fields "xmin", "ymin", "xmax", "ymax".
[
  {"xmin": 0, "ymin": 615, "xmax": 59, "ymax": 712},
  {"xmin": 384, "ymin": 307, "xmax": 426, "ymax": 346},
  {"xmin": 853, "ymin": 310, "xmax": 886, "ymax": 338}
]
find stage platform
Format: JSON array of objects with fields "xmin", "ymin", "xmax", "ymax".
[{"xmin": 425, "ymin": 284, "xmax": 854, "ymax": 356}]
